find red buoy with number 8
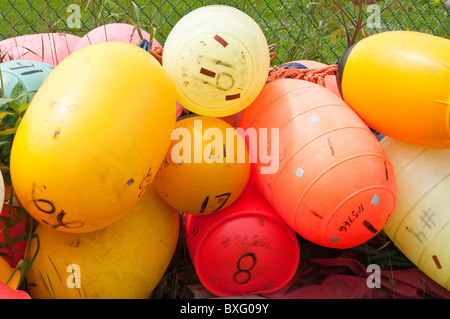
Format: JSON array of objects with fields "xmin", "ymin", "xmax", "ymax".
[{"xmin": 184, "ymin": 179, "xmax": 300, "ymax": 297}]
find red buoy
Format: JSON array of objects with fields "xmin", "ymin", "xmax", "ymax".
[{"xmin": 184, "ymin": 179, "xmax": 299, "ymax": 296}]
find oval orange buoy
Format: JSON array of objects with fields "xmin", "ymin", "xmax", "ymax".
[
  {"xmin": 240, "ymin": 79, "xmax": 397, "ymax": 249},
  {"xmin": 0, "ymin": 33, "xmax": 80, "ymax": 66},
  {"xmin": 184, "ymin": 179, "xmax": 300, "ymax": 297},
  {"xmin": 337, "ymin": 30, "xmax": 450, "ymax": 149}
]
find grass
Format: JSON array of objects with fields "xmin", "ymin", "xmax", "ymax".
[
  {"xmin": 0, "ymin": 0, "xmax": 447, "ymax": 299},
  {"xmin": 0, "ymin": 0, "xmax": 448, "ymax": 65}
]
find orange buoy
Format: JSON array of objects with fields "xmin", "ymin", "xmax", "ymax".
[
  {"xmin": 154, "ymin": 116, "xmax": 250, "ymax": 215},
  {"xmin": 240, "ymin": 79, "xmax": 397, "ymax": 249}
]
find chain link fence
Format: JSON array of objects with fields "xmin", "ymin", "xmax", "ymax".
[{"xmin": 0, "ymin": 0, "xmax": 448, "ymax": 64}]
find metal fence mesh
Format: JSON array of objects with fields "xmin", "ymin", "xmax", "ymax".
[{"xmin": 0, "ymin": 0, "xmax": 448, "ymax": 64}]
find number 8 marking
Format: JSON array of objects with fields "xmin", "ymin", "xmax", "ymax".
[{"xmin": 233, "ymin": 252, "xmax": 257, "ymax": 284}]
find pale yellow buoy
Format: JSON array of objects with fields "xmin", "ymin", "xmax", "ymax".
[
  {"xmin": 10, "ymin": 42, "xmax": 176, "ymax": 233},
  {"xmin": 162, "ymin": 5, "xmax": 270, "ymax": 117},
  {"xmin": 26, "ymin": 187, "xmax": 179, "ymax": 299},
  {"xmin": 381, "ymin": 137, "xmax": 450, "ymax": 290}
]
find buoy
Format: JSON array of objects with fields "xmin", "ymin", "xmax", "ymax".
[
  {"xmin": 184, "ymin": 179, "xmax": 300, "ymax": 297},
  {"xmin": 162, "ymin": 5, "xmax": 270, "ymax": 117},
  {"xmin": 337, "ymin": 30, "xmax": 450, "ymax": 149},
  {"xmin": 73, "ymin": 23, "xmax": 159, "ymax": 52},
  {"xmin": 0, "ymin": 60, "xmax": 54, "ymax": 101},
  {"xmin": 240, "ymin": 79, "xmax": 397, "ymax": 249},
  {"xmin": 381, "ymin": 137, "xmax": 450, "ymax": 290},
  {"xmin": 0, "ymin": 256, "xmax": 20, "ymax": 290},
  {"xmin": 26, "ymin": 187, "xmax": 179, "ymax": 299},
  {"xmin": 154, "ymin": 115, "xmax": 250, "ymax": 215},
  {"xmin": 10, "ymin": 42, "xmax": 176, "ymax": 233},
  {"xmin": 0, "ymin": 282, "xmax": 31, "ymax": 299},
  {"xmin": 0, "ymin": 33, "xmax": 80, "ymax": 66}
]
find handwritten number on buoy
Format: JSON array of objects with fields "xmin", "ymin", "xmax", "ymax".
[
  {"xmin": 339, "ymin": 203, "xmax": 364, "ymax": 232},
  {"xmin": 233, "ymin": 252, "xmax": 257, "ymax": 284},
  {"xmin": 32, "ymin": 184, "xmax": 84, "ymax": 229},
  {"xmin": 200, "ymin": 196, "xmax": 209, "ymax": 214},
  {"xmin": 199, "ymin": 192, "xmax": 232, "ymax": 214},
  {"xmin": 9, "ymin": 61, "xmax": 44, "ymax": 76},
  {"xmin": 138, "ymin": 168, "xmax": 152, "ymax": 197},
  {"xmin": 191, "ymin": 223, "xmax": 199, "ymax": 236}
]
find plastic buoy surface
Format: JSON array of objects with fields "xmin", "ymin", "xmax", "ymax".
[
  {"xmin": 337, "ymin": 30, "xmax": 450, "ymax": 148},
  {"xmin": 0, "ymin": 256, "xmax": 20, "ymax": 290},
  {"xmin": 26, "ymin": 187, "xmax": 179, "ymax": 299},
  {"xmin": 382, "ymin": 137, "xmax": 450, "ymax": 290},
  {"xmin": 73, "ymin": 23, "xmax": 159, "ymax": 52},
  {"xmin": 10, "ymin": 42, "xmax": 176, "ymax": 233},
  {"xmin": 154, "ymin": 115, "xmax": 250, "ymax": 215},
  {"xmin": 0, "ymin": 60, "xmax": 54, "ymax": 100},
  {"xmin": 185, "ymin": 179, "xmax": 300, "ymax": 296},
  {"xmin": 162, "ymin": 5, "xmax": 270, "ymax": 117},
  {"xmin": 240, "ymin": 79, "xmax": 396, "ymax": 249},
  {"xmin": 0, "ymin": 33, "xmax": 80, "ymax": 66}
]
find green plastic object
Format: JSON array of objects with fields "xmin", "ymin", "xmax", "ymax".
[{"xmin": 0, "ymin": 60, "xmax": 54, "ymax": 100}]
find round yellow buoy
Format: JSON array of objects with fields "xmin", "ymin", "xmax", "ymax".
[
  {"xmin": 162, "ymin": 5, "xmax": 270, "ymax": 117},
  {"xmin": 10, "ymin": 42, "xmax": 176, "ymax": 233},
  {"xmin": 154, "ymin": 116, "xmax": 250, "ymax": 215},
  {"xmin": 382, "ymin": 137, "xmax": 450, "ymax": 290},
  {"xmin": 26, "ymin": 187, "xmax": 179, "ymax": 299},
  {"xmin": 337, "ymin": 30, "xmax": 450, "ymax": 149}
]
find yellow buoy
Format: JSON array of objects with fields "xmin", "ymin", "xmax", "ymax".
[
  {"xmin": 0, "ymin": 257, "xmax": 21, "ymax": 290},
  {"xmin": 26, "ymin": 187, "xmax": 179, "ymax": 299},
  {"xmin": 10, "ymin": 42, "xmax": 176, "ymax": 233},
  {"xmin": 162, "ymin": 5, "xmax": 270, "ymax": 117},
  {"xmin": 381, "ymin": 137, "xmax": 450, "ymax": 290},
  {"xmin": 337, "ymin": 31, "xmax": 450, "ymax": 149},
  {"xmin": 154, "ymin": 116, "xmax": 250, "ymax": 215}
]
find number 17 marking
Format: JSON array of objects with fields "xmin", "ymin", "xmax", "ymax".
[{"xmin": 199, "ymin": 192, "xmax": 232, "ymax": 214}]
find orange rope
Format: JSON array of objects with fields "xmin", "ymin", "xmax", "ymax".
[{"xmin": 267, "ymin": 64, "xmax": 338, "ymax": 87}]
